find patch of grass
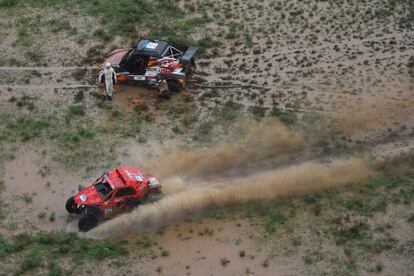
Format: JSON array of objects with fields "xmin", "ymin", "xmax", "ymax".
[
  {"xmin": 264, "ymin": 212, "xmax": 287, "ymax": 233},
  {"xmin": 408, "ymin": 56, "xmax": 414, "ymax": 78},
  {"xmin": 358, "ymin": 237, "xmax": 395, "ymax": 253},
  {"xmin": 0, "ymin": 0, "xmax": 18, "ymax": 7},
  {"xmin": 48, "ymin": 212, "xmax": 55, "ymax": 222},
  {"xmin": 197, "ymin": 36, "xmax": 220, "ymax": 53},
  {"xmin": 271, "ymin": 107, "xmax": 297, "ymax": 125},
  {"xmin": 0, "ymin": 233, "xmax": 127, "ymax": 274},
  {"xmin": 194, "ymin": 121, "xmax": 214, "ymax": 142},
  {"xmin": 199, "ymin": 227, "xmax": 214, "ymax": 236},
  {"xmin": 73, "ymin": 90, "xmax": 85, "ymax": 102},
  {"xmin": 234, "ymin": 201, "xmax": 289, "ymax": 233},
  {"xmin": 220, "ymin": 257, "xmax": 230, "ymax": 266},
  {"xmin": 303, "ymin": 250, "xmax": 324, "ymax": 264},
  {"xmin": 297, "ymin": 112, "xmax": 342, "ymax": 147},
  {"xmin": 160, "ymin": 250, "xmax": 169, "ymax": 257},
  {"xmin": 67, "ymin": 105, "xmax": 85, "ymax": 117},
  {"xmin": 47, "ymin": 262, "xmax": 63, "ymax": 276},
  {"xmin": 248, "ymin": 106, "xmax": 267, "ymax": 120},
  {"xmin": 5, "ymin": 117, "xmax": 50, "ymax": 141},
  {"xmin": 21, "ymin": 193, "xmax": 33, "ymax": 203},
  {"xmin": 1, "ymin": 108, "xmax": 151, "ymax": 169},
  {"xmin": 214, "ymin": 100, "xmax": 242, "ymax": 124},
  {"xmin": 25, "ymin": 48, "xmax": 44, "ymax": 63},
  {"xmin": 172, "ymin": 125, "xmax": 183, "ymax": 134},
  {"xmin": 16, "ymin": 247, "xmax": 44, "ymax": 274},
  {"xmin": 136, "ymin": 235, "xmax": 152, "ymax": 248},
  {"xmin": 37, "ymin": 212, "xmax": 46, "ymax": 219},
  {"xmin": 333, "ymin": 222, "xmax": 371, "ymax": 245},
  {"xmin": 48, "ymin": 19, "xmax": 77, "ymax": 35},
  {"xmin": 137, "ymin": 135, "xmax": 148, "ymax": 144},
  {"xmin": 5, "ymin": 0, "xmax": 210, "ymax": 49},
  {"xmin": 156, "ymin": 227, "xmax": 165, "ymax": 236},
  {"xmin": 181, "ymin": 114, "xmax": 198, "ymax": 128}
]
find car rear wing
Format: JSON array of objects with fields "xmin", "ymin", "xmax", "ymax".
[{"xmin": 180, "ymin": 47, "xmax": 198, "ymax": 72}]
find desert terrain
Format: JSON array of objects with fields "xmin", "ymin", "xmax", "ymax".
[{"xmin": 0, "ymin": 0, "xmax": 413, "ymax": 275}]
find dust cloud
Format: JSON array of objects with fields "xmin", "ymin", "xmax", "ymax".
[
  {"xmin": 144, "ymin": 118, "xmax": 303, "ymax": 178},
  {"xmin": 88, "ymin": 118, "xmax": 373, "ymax": 238}
]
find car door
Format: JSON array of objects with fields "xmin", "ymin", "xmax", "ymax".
[{"xmin": 111, "ymin": 187, "xmax": 135, "ymax": 213}]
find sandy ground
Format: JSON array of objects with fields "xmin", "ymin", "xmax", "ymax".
[{"xmin": 0, "ymin": 0, "xmax": 414, "ymax": 275}]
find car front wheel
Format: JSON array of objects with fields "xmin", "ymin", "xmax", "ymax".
[
  {"xmin": 167, "ymin": 79, "xmax": 182, "ymax": 93},
  {"xmin": 65, "ymin": 196, "xmax": 79, "ymax": 214},
  {"xmin": 78, "ymin": 214, "xmax": 98, "ymax": 232}
]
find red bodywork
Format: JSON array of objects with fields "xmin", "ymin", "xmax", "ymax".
[
  {"xmin": 73, "ymin": 166, "xmax": 161, "ymax": 219},
  {"xmin": 105, "ymin": 49, "xmax": 129, "ymax": 65}
]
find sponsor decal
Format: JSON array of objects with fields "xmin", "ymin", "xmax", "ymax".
[{"xmin": 104, "ymin": 207, "xmax": 113, "ymax": 215}]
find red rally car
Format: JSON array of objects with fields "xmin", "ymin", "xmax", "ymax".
[{"xmin": 65, "ymin": 166, "xmax": 164, "ymax": 232}]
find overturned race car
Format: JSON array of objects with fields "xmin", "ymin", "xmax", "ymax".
[
  {"xmin": 103, "ymin": 29, "xmax": 197, "ymax": 94},
  {"xmin": 65, "ymin": 166, "xmax": 164, "ymax": 232}
]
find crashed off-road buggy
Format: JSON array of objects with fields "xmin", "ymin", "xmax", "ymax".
[
  {"xmin": 65, "ymin": 166, "xmax": 164, "ymax": 232},
  {"xmin": 103, "ymin": 31, "xmax": 197, "ymax": 95}
]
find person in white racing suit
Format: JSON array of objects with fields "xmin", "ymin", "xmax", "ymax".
[{"xmin": 98, "ymin": 62, "xmax": 117, "ymax": 100}]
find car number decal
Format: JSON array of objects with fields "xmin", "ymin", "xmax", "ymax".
[{"xmin": 146, "ymin": 42, "xmax": 158, "ymax": 49}]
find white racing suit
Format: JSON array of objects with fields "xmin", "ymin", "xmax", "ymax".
[{"xmin": 98, "ymin": 67, "xmax": 117, "ymax": 99}]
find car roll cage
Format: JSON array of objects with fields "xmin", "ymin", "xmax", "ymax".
[{"xmin": 162, "ymin": 45, "xmax": 183, "ymax": 59}]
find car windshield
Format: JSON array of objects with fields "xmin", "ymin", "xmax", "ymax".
[{"xmin": 94, "ymin": 177, "xmax": 113, "ymax": 199}]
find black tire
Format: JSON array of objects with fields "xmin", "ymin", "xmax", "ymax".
[
  {"xmin": 167, "ymin": 79, "xmax": 182, "ymax": 93},
  {"xmin": 125, "ymin": 199, "xmax": 140, "ymax": 213},
  {"xmin": 78, "ymin": 214, "xmax": 98, "ymax": 232},
  {"xmin": 147, "ymin": 191, "xmax": 166, "ymax": 202},
  {"xmin": 65, "ymin": 196, "xmax": 79, "ymax": 214},
  {"xmin": 186, "ymin": 58, "xmax": 196, "ymax": 76}
]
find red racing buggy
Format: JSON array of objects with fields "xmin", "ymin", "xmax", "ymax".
[{"xmin": 65, "ymin": 166, "xmax": 164, "ymax": 232}]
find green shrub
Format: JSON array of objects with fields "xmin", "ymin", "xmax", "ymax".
[
  {"xmin": 264, "ymin": 212, "xmax": 287, "ymax": 233},
  {"xmin": 17, "ymin": 248, "xmax": 44, "ymax": 274},
  {"xmin": 215, "ymin": 101, "xmax": 242, "ymax": 124},
  {"xmin": 249, "ymin": 106, "xmax": 267, "ymax": 120},
  {"xmin": 0, "ymin": 0, "xmax": 18, "ymax": 7},
  {"xmin": 6, "ymin": 117, "xmax": 50, "ymax": 141},
  {"xmin": 194, "ymin": 121, "xmax": 214, "ymax": 142},
  {"xmin": 271, "ymin": 107, "xmax": 296, "ymax": 125},
  {"xmin": 408, "ymin": 56, "xmax": 414, "ymax": 78},
  {"xmin": 67, "ymin": 105, "xmax": 85, "ymax": 116},
  {"xmin": 181, "ymin": 114, "xmax": 198, "ymax": 127}
]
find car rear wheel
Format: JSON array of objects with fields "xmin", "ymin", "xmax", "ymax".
[
  {"xmin": 78, "ymin": 214, "xmax": 98, "ymax": 232},
  {"xmin": 125, "ymin": 199, "xmax": 140, "ymax": 213},
  {"xmin": 65, "ymin": 196, "xmax": 79, "ymax": 214},
  {"xmin": 147, "ymin": 191, "xmax": 166, "ymax": 202}
]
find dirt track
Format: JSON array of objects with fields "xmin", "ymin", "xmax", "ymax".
[{"xmin": 1, "ymin": 0, "xmax": 414, "ymax": 275}]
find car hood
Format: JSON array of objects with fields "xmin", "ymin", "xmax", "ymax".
[
  {"xmin": 74, "ymin": 186, "xmax": 104, "ymax": 206},
  {"xmin": 103, "ymin": 48, "xmax": 129, "ymax": 66}
]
